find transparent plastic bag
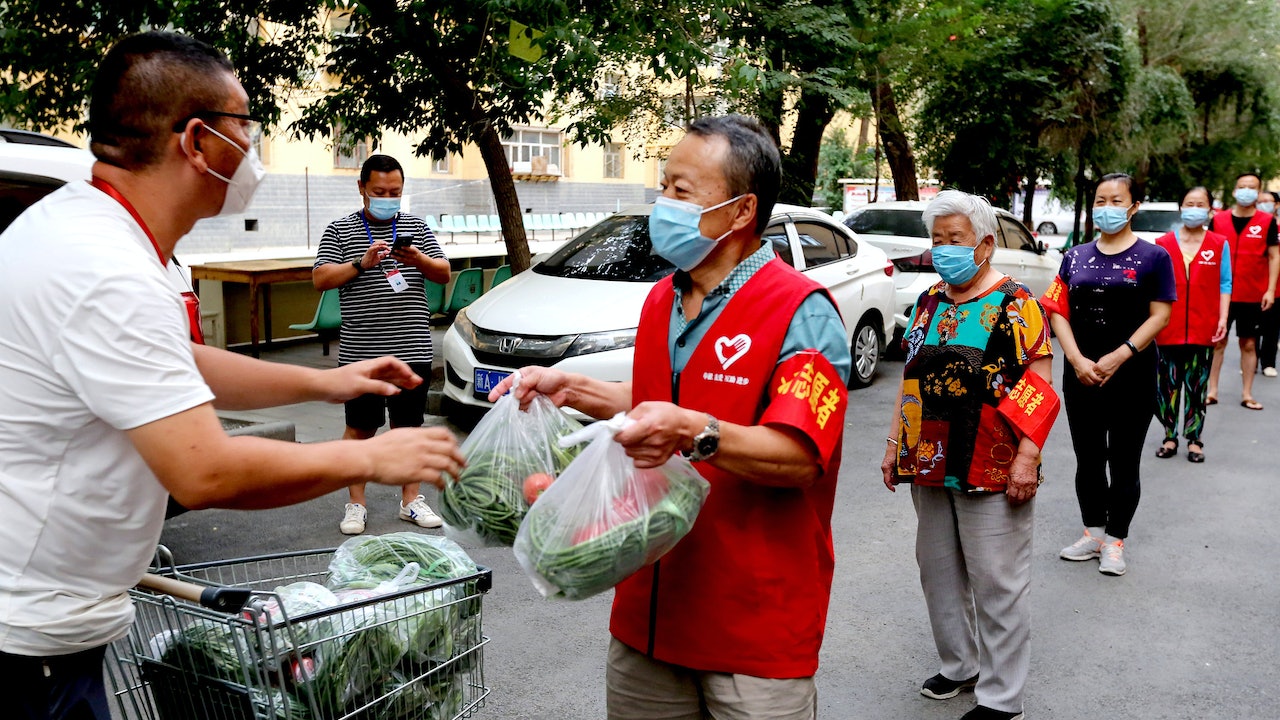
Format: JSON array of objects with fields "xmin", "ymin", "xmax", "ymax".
[
  {"xmin": 439, "ymin": 371, "xmax": 583, "ymax": 546},
  {"xmin": 513, "ymin": 413, "xmax": 711, "ymax": 600},
  {"xmin": 325, "ymin": 532, "xmax": 477, "ymax": 594}
]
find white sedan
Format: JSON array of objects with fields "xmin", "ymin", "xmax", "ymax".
[
  {"xmin": 841, "ymin": 200, "xmax": 1062, "ymax": 345},
  {"xmin": 441, "ymin": 204, "xmax": 896, "ymax": 420}
]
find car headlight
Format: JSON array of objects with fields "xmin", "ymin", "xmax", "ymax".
[
  {"xmin": 565, "ymin": 327, "xmax": 637, "ymax": 357},
  {"xmin": 451, "ymin": 307, "xmax": 479, "ymax": 347}
]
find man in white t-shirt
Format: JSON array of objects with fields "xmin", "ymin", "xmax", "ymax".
[{"xmin": 0, "ymin": 31, "xmax": 465, "ymax": 720}]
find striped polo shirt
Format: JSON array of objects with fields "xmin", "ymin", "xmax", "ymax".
[{"xmin": 315, "ymin": 211, "xmax": 446, "ymax": 365}]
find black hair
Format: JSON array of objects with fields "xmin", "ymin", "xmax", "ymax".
[
  {"xmin": 90, "ymin": 31, "xmax": 235, "ymax": 170},
  {"xmin": 360, "ymin": 154, "xmax": 404, "ymax": 184},
  {"xmin": 685, "ymin": 114, "xmax": 781, "ymax": 234},
  {"xmin": 1097, "ymin": 172, "xmax": 1135, "ymax": 201},
  {"xmin": 1184, "ymin": 186, "xmax": 1212, "ymax": 205},
  {"xmin": 1235, "ymin": 171, "xmax": 1262, "ymax": 185}
]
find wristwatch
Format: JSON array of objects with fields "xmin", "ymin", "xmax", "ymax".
[
  {"xmin": 351, "ymin": 259, "xmax": 365, "ymax": 274},
  {"xmin": 683, "ymin": 415, "xmax": 720, "ymax": 462}
]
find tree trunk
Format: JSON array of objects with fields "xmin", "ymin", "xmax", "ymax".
[
  {"xmin": 1022, "ymin": 173, "xmax": 1036, "ymax": 230},
  {"xmin": 872, "ymin": 79, "xmax": 919, "ymax": 201},
  {"xmin": 856, "ymin": 115, "xmax": 871, "ymax": 153},
  {"xmin": 779, "ymin": 88, "xmax": 835, "ymax": 206},
  {"xmin": 474, "ymin": 124, "xmax": 532, "ymax": 273}
]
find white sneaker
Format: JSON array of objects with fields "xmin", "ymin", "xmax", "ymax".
[
  {"xmin": 1264, "ymin": 367, "xmax": 1278, "ymax": 378},
  {"xmin": 399, "ymin": 495, "xmax": 443, "ymax": 528},
  {"xmin": 340, "ymin": 503, "xmax": 367, "ymax": 535},
  {"xmin": 1099, "ymin": 539, "xmax": 1127, "ymax": 576},
  {"xmin": 1060, "ymin": 529, "xmax": 1103, "ymax": 561}
]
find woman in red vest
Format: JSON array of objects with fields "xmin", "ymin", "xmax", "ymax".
[{"xmin": 1153, "ymin": 187, "xmax": 1232, "ymax": 463}]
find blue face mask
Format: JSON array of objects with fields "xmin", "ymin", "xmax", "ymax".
[
  {"xmin": 648, "ymin": 194, "xmax": 745, "ymax": 271},
  {"xmin": 367, "ymin": 197, "xmax": 401, "ymax": 221},
  {"xmin": 932, "ymin": 244, "xmax": 988, "ymax": 286},
  {"xmin": 1258, "ymin": 202, "xmax": 1276, "ymax": 215},
  {"xmin": 1181, "ymin": 207, "xmax": 1209, "ymax": 228},
  {"xmin": 1092, "ymin": 205, "xmax": 1132, "ymax": 234},
  {"xmin": 1234, "ymin": 188, "xmax": 1258, "ymax": 206}
]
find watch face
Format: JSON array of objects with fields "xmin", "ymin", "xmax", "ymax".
[{"xmin": 696, "ymin": 435, "xmax": 718, "ymax": 457}]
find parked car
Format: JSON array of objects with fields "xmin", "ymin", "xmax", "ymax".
[
  {"xmin": 1130, "ymin": 201, "xmax": 1181, "ymax": 242},
  {"xmin": 0, "ymin": 132, "xmax": 94, "ymax": 233},
  {"xmin": 841, "ymin": 200, "xmax": 1061, "ymax": 345},
  {"xmin": 441, "ymin": 204, "xmax": 897, "ymax": 420}
]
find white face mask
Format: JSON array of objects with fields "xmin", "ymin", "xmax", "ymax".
[{"xmin": 198, "ymin": 124, "xmax": 265, "ymax": 216}]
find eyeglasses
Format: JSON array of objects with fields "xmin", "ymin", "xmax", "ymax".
[{"xmin": 172, "ymin": 111, "xmax": 261, "ymax": 135}]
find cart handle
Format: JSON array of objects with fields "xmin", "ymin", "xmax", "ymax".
[{"xmin": 136, "ymin": 573, "xmax": 253, "ymax": 613}]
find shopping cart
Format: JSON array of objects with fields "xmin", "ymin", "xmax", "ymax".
[{"xmin": 106, "ymin": 546, "xmax": 491, "ymax": 720}]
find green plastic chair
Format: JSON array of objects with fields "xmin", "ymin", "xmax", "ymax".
[
  {"xmin": 446, "ymin": 268, "xmax": 485, "ymax": 314},
  {"xmin": 288, "ymin": 288, "xmax": 342, "ymax": 355},
  {"xmin": 489, "ymin": 264, "xmax": 512, "ymax": 291}
]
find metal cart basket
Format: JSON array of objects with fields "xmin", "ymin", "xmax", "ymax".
[{"xmin": 106, "ymin": 547, "xmax": 491, "ymax": 720}]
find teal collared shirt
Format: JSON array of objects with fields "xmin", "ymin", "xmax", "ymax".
[{"xmin": 669, "ymin": 243, "xmax": 852, "ymax": 384}]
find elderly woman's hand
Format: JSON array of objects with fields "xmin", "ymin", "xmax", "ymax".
[
  {"xmin": 1006, "ymin": 452, "xmax": 1039, "ymax": 505},
  {"xmin": 1094, "ymin": 348, "xmax": 1129, "ymax": 385},
  {"xmin": 881, "ymin": 442, "xmax": 899, "ymax": 492},
  {"xmin": 1070, "ymin": 355, "xmax": 1104, "ymax": 386}
]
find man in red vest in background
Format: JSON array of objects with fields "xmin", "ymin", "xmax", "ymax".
[
  {"xmin": 1208, "ymin": 172, "xmax": 1279, "ymax": 410},
  {"xmin": 490, "ymin": 115, "xmax": 851, "ymax": 719}
]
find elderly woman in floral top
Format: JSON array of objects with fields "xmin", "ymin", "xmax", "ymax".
[{"xmin": 881, "ymin": 190, "xmax": 1058, "ymax": 720}]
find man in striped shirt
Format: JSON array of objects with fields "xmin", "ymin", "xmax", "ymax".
[{"xmin": 314, "ymin": 154, "xmax": 453, "ymax": 534}]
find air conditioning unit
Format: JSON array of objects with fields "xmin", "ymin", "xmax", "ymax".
[{"xmin": 513, "ymin": 161, "xmax": 532, "ymax": 173}]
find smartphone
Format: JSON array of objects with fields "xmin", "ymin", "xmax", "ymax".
[{"xmin": 391, "ymin": 234, "xmax": 414, "ymax": 250}]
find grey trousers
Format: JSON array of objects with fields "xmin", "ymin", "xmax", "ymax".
[{"xmin": 911, "ymin": 485, "xmax": 1033, "ymax": 714}]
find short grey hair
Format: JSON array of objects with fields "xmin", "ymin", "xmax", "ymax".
[{"xmin": 922, "ymin": 190, "xmax": 998, "ymax": 244}]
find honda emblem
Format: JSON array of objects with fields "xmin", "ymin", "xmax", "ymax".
[{"xmin": 498, "ymin": 336, "xmax": 522, "ymax": 354}]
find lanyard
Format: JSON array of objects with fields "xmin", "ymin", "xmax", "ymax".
[
  {"xmin": 89, "ymin": 177, "xmax": 166, "ymax": 267},
  {"xmin": 360, "ymin": 212, "xmax": 398, "ymax": 270}
]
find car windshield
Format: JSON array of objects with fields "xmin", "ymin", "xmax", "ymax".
[
  {"xmin": 844, "ymin": 208, "xmax": 928, "ymax": 238},
  {"xmin": 534, "ymin": 214, "xmax": 676, "ymax": 282},
  {"xmin": 1131, "ymin": 209, "xmax": 1180, "ymax": 233}
]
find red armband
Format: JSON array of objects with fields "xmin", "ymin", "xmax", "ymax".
[
  {"xmin": 760, "ymin": 350, "xmax": 847, "ymax": 466},
  {"xmin": 995, "ymin": 369, "xmax": 1060, "ymax": 450},
  {"xmin": 1040, "ymin": 276, "xmax": 1070, "ymax": 320}
]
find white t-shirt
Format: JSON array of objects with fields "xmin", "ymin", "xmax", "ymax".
[{"xmin": 0, "ymin": 181, "xmax": 214, "ymax": 655}]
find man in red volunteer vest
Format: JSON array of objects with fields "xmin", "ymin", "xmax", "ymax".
[
  {"xmin": 490, "ymin": 115, "xmax": 852, "ymax": 718},
  {"xmin": 1208, "ymin": 172, "xmax": 1280, "ymax": 410}
]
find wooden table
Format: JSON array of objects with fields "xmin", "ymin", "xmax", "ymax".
[{"xmin": 189, "ymin": 258, "xmax": 316, "ymax": 357}]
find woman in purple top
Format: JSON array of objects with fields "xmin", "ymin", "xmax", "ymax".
[{"xmin": 1039, "ymin": 173, "xmax": 1177, "ymax": 577}]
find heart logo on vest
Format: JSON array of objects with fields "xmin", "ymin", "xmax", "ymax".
[
  {"xmin": 715, "ymin": 334, "xmax": 752, "ymax": 370},
  {"xmin": 1247, "ymin": 225, "xmax": 1263, "ymax": 238},
  {"xmin": 1200, "ymin": 249, "xmax": 1214, "ymax": 262}
]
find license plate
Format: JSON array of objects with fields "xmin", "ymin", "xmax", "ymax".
[{"xmin": 473, "ymin": 368, "xmax": 511, "ymax": 399}]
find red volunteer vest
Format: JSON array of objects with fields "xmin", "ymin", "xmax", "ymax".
[
  {"xmin": 1212, "ymin": 209, "xmax": 1274, "ymax": 302},
  {"xmin": 613, "ymin": 259, "xmax": 841, "ymax": 678},
  {"xmin": 1155, "ymin": 231, "xmax": 1228, "ymax": 347}
]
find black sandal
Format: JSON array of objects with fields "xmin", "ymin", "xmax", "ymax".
[
  {"xmin": 1187, "ymin": 441, "xmax": 1205, "ymax": 463},
  {"xmin": 1156, "ymin": 440, "xmax": 1178, "ymax": 459}
]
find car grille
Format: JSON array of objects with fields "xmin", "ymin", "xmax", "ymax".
[{"xmin": 470, "ymin": 348, "xmax": 562, "ymax": 368}]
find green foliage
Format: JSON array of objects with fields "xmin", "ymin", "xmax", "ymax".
[{"xmin": 815, "ymin": 128, "xmax": 874, "ymax": 210}]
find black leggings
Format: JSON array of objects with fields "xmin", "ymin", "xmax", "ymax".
[
  {"xmin": 1258, "ymin": 304, "xmax": 1280, "ymax": 370},
  {"xmin": 1063, "ymin": 367, "xmax": 1156, "ymax": 540}
]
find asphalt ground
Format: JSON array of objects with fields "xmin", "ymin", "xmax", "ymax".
[{"xmin": 155, "ymin": 336, "xmax": 1280, "ymax": 719}]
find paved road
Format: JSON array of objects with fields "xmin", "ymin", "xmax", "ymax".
[{"xmin": 158, "ymin": 340, "xmax": 1280, "ymax": 719}]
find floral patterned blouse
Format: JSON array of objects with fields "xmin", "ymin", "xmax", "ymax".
[{"xmin": 892, "ymin": 276, "xmax": 1053, "ymax": 492}]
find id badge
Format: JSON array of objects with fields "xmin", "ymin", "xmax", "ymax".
[{"xmin": 386, "ymin": 268, "xmax": 408, "ymax": 293}]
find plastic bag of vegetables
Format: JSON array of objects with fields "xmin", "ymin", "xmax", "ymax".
[
  {"xmin": 513, "ymin": 413, "xmax": 710, "ymax": 600},
  {"xmin": 326, "ymin": 533, "xmax": 477, "ymax": 594},
  {"xmin": 439, "ymin": 371, "xmax": 583, "ymax": 546}
]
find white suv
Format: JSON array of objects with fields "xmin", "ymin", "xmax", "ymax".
[{"xmin": 0, "ymin": 131, "xmax": 94, "ymax": 232}]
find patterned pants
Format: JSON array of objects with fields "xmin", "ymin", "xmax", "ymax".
[{"xmin": 1156, "ymin": 344, "xmax": 1213, "ymax": 443}]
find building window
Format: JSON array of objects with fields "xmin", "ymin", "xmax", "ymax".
[
  {"xmin": 433, "ymin": 155, "xmax": 451, "ymax": 174},
  {"xmin": 332, "ymin": 123, "xmax": 371, "ymax": 169},
  {"xmin": 502, "ymin": 128, "xmax": 562, "ymax": 175},
  {"xmin": 600, "ymin": 72, "xmax": 623, "ymax": 99},
  {"xmin": 604, "ymin": 143, "xmax": 624, "ymax": 179}
]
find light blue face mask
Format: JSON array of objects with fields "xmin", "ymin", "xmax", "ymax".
[
  {"xmin": 648, "ymin": 194, "xmax": 745, "ymax": 271},
  {"xmin": 1256, "ymin": 202, "xmax": 1275, "ymax": 215},
  {"xmin": 367, "ymin": 196, "xmax": 401, "ymax": 221},
  {"xmin": 932, "ymin": 243, "xmax": 988, "ymax": 286},
  {"xmin": 1092, "ymin": 205, "xmax": 1132, "ymax": 234},
  {"xmin": 1181, "ymin": 207, "xmax": 1209, "ymax": 228},
  {"xmin": 1234, "ymin": 188, "xmax": 1258, "ymax": 207}
]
